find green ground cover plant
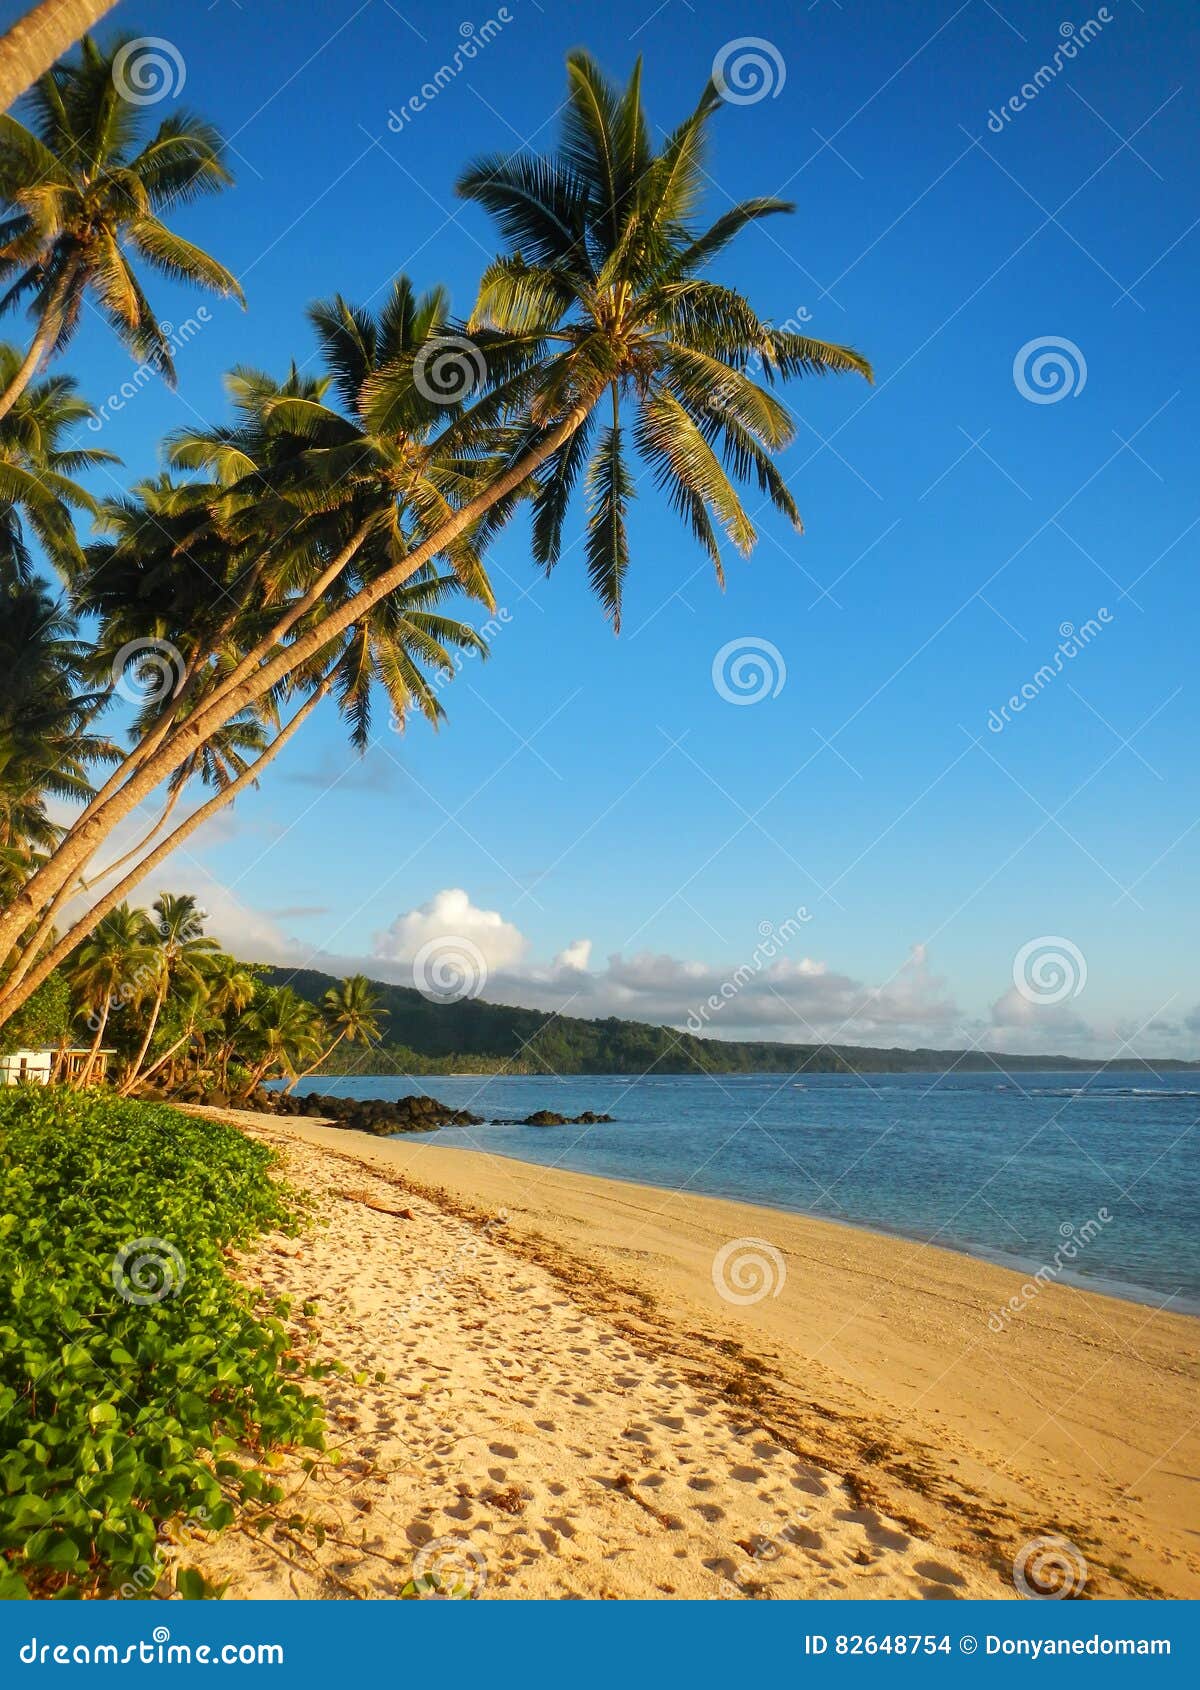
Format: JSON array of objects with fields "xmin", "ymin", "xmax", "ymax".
[{"xmin": 0, "ymin": 1089, "xmax": 324, "ymax": 1597}]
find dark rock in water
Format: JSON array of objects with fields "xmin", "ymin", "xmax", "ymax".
[
  {"xmin": 267, "ymin": 1089, "xmax": 482, "ymax": 1134},
  {"xmin": 486, "ymin": 1109, "xmax": 616, "ymax": 1127}
]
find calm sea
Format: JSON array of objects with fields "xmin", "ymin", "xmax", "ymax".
[{"xmin": 287, "ymin": 1069, "xmax": 1200, "ymax": 1312}]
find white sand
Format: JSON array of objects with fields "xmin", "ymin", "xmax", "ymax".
[{"xmin": 173, "ymin": 1110, "xmax": 1200, "ymax": 1600}]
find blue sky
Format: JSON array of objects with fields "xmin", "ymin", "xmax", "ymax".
[{"xmin": 11, "ymin": 0, "xmax": 1200, "ymax": 1055}]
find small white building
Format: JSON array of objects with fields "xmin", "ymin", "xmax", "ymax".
[{"xmin": 0, "ymin": 1048, "xmax": 115, "ymax": 1086}]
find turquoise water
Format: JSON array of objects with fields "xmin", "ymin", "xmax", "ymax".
[{"xmin": 287, "ymin": 1070, "xmax": 1200, "ymax": 1311}]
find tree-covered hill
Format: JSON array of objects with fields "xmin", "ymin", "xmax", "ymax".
[{"xmin": 255, "ymin": 965, "xmax": 1199, "ymax": 1076}]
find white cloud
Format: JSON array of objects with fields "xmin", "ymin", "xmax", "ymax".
[{"xmin": 372, "ymin": 887, "xmax": 528, "ymax": 973}]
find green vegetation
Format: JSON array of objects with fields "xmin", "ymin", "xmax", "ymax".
[
  {"xmin": 0, "ymin": 1088, "xmax": 323, "ymax": 1598},
  {"xmin": 0, "ymin": 890, "xmax": 389, "ymax": 1103},
  {"xmin": 0, "ymin": 42, "xmax": 871, "ymax": 1033},
  {"xmin": 267, "ymin": 964, "xmax": 1200, "ymax": 1078}
]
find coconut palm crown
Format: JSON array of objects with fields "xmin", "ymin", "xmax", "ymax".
[
  {"xmin": 452, "ymin": 51, "xmax": 873, "ymax": 629},
  {"xmin": 0, "ymin": 32, "xmax": 243, "ymax": 419}
]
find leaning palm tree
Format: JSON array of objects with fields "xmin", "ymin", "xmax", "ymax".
[
  {"xmin": 204, "ymin": 953, "xmax": 257, "ymax": 1093},
  {"xmin": 285, "ymin": 973, "xmax": 385, "ymax": 1092},
  {"xmin": 0, "ymin": 1, "xmax": 118, "ymax": 116},
  {"xmin": 0, "ymin": 33, "xmax": 243, "ymax": 419},
  {"xmin": 67, "ymin": 900, "xmax": 152, "ymax": 1082},
  {"xmin": 0, "ymin": 346, "xmax": 116, "ymax": 580},
  {"xmin": 119, "ymin": 891, "xmax": 216, "ymax": 1093},
  {"xmin": 236, "ymin": 986, "xmax": 322, "ymax": 1099},
  {"xmin": 0, "ymin": 53, "xmax": 872, "ymax": 1009}
]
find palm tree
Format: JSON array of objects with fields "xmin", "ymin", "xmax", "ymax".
[
  {"xmin": 0, "ymin": 33, "xmax": 243, "ymax": 420},
  {"xmin": 67, "ymin": 900, "xmax": 152, "ymax": 1081},
  {"xmin": 455, "ymin": 50, "xmax": 872, "ymax": 626},
  {"xmin": 0, "ymin": 346, "xmax": 116, "ymax": 578},
  {"xmin": 285, "ymin": 973, "xmax": 384, "ymax": 1092},
  {"xmin": 0, "ymin": 53, "xmax": 872, "ymax": 1004},
  {"xmin": 119, "ymin": 891, "xmax": 216, "ymax": 1093},
  {"xmin": 0, "ymin": 2, "xmax": 118, "ymax": 116},
  {"xmin": 204, "ymin": 954, "xmax": 257, "ymax": 1093},
  {"xmin": 0, "ymin": 582, "xmax": 117, "ymax": 901},
  {"xmin": 236, "ymin": 986, "xmax": 322, "ymax": 1099}
]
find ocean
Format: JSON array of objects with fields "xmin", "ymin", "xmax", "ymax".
[{"xmin": 285, "ymin": 1069, "xmax": 1200, "ymax": 1312}]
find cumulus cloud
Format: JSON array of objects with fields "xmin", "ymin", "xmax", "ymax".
[{"xmin": 372, "ymin": 887, "xmax": 528, "ymax": 973}]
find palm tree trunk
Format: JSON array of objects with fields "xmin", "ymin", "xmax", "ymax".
[
  {"xmin": 119, "ymin": 973, "xmax": 167, "ymax": 1096},
  {"xmin": 0, "ymin": 267, "xmax": 73, "ymax": 421},
  {"xmin": 78, "ymin": 996, "xmax": 109, "ymax": 1086},
  {"xmin": 0, "ymin": 0, "xmax": 117, "ymax": 113},
  {"xmin": 0, "ymin": 682, "xmax": 329, "ymax": 1026},
  {"xmin": 134, "ymin": 1028, "xmax": 192, "ymax": 1091},
  {"xmin": 0, "ymin": 399, "xmax": 598, "ymax": 975},
  {"xmin": 285, "ymin": 1028, "xmax": 345, "ymax": 1093}
]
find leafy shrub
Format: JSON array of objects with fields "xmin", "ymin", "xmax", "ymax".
[{"xmin": 0, "ymin": 1089, "xmax": 323, "ymax": 1598}]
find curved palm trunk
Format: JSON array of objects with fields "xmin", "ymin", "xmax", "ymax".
[
  {"xmin": 284, "ymin": 1028, "xmax": 345, "ymax": 1093},
  {"xmin": 0, "ymin": 399, "xmax": 597, "ymax": 978},
  {"xmin": 119, "ymin": 972, "xmax": 168, "ymax": 1095},
  {"xmin": 0, "ymin": 0, "xmax": 117, "ymax": 113},
  {"xmin": 133, "ymin": 1027, "xmax": 193, "ymax": 1091},
  {"xmin": 78, "ymin": 996, "xmax": 109, "ymax": 1086},
  {"xmin": 0, "ymin": 267, "xmax": 73, "ymax": 421},
  {"xmin": 0, "ymin": 682, "xmax": 329, "ymax": 1025}
]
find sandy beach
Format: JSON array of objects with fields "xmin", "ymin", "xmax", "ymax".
[{"xmin": 178, "ymin": 1109, "xmax": 1200, "ymax": 1601}]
